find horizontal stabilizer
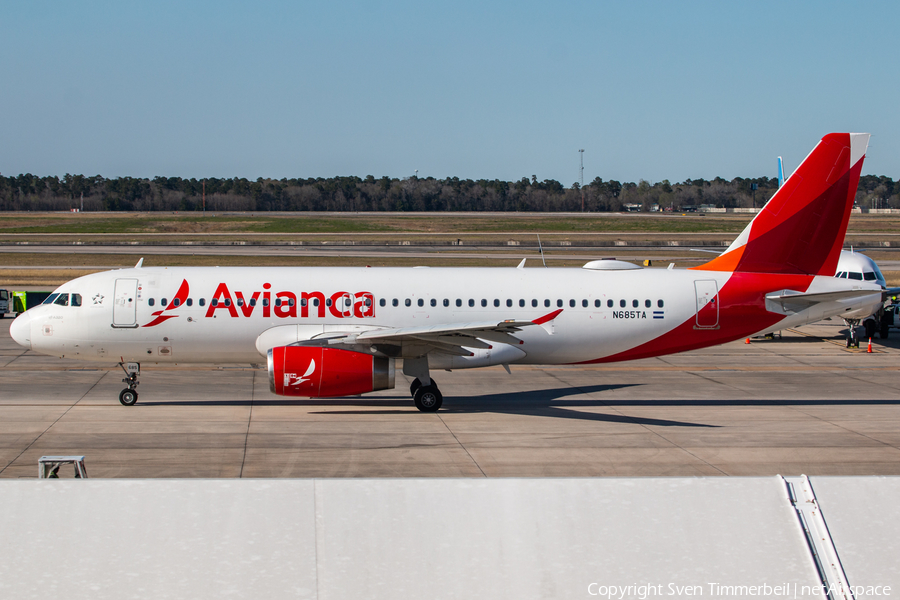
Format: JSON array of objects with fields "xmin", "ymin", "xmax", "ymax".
[{"xmin": 765, "ymin": 288, "xmax": 881, "ymax": 314}]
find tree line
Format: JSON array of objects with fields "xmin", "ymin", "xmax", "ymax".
[{"xmin": 0, "ymin": 172, "xmax": 896, "ymax": 212}]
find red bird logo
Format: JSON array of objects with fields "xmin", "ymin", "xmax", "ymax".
[{"xmin": 142, "ymin": 279, "xmax": 189, "ymax": 327}]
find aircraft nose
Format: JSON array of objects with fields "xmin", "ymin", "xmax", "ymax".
[{"xmin": 9, "ymin": 312, "xmax": 32, "ymax": 350}]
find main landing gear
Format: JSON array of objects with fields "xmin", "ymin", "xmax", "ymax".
[
  {"xmin": 117, "ymin": 362, "xmax": 140, "ymax": 406},
  {"xmin": 410, "ymin": 377, "xmax": 443, "ymax": 412}
]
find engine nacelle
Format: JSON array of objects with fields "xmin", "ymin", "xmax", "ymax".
[{"xmin": 267, "ymin": 346, "xmax": 395, "ymax": 397}]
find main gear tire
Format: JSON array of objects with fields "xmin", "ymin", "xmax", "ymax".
[{"xmin": 414, "ymin": 385, "xmax": 443, "ymax": 412}]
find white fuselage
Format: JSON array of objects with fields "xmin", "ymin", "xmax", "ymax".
[{"xmin": 11, "ymin": 264, "xmax": 883, "ymax": 367}]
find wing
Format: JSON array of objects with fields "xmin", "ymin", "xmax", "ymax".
[{"xmin": 289, "ymin": 309, "xmax": 563, "ymax": 357}]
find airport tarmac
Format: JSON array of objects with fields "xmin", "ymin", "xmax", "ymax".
[{"xmin": 1, "ymin": 319, "xmax": 900, "ymax": 479}]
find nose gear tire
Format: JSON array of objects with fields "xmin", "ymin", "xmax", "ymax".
[{"xmin": 119, "ymin": 389, "xmax": 138, "ymax": 406}]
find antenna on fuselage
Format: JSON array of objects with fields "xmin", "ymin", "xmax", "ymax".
[{"xmin": 537, "ymin": 235, "xmax": 547, "ymax": 268}]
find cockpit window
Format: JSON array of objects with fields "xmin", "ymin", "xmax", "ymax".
[
  {"xmin": 54, "ymin": 294, "xmax": 69, "ymax": 306},
  {"xmin": 71, "ymin": 294, "xmax": 82, "ymax": 307},
  {"xmin": 42, "ymin": 293, "xmax": 60, "ymax": 305},
  {"xmin": 849, "ymin": 272, "xmax": 863, "ymax": 280},
  {"xmin": 864, "ymin": 272, "xmax": 877, "ymax": 281},
  {"xmin": 873, "ymin": 264, "xmax": 886, "ymax": 283}
]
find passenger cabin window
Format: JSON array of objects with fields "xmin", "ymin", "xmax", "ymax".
[
  {"xmin": 481, "ymin": 299, "xmax": 487, "ymax": 307},
  {"xmin": 443, "ymin": 299, "xmax": 449, "ymax": 307},
  {"xmin": 645, "ymin": 299, "xmax": 651, "ymax": 308},
  {"xmin": 519, "ymin": 299, "xmax": 525, "ymax": 307},
  {"xmin": 583, "ymin": 299, "xmax": 588, "ymax": 308},
  {"xmin": 569, "ymin": 299, "xmax": 575, "ymax": 308},
  {"xmin": 380, "ymin": 299, "xmax": 386, "ymax": 307},
  {"xmin": 174, "ymin": 298, "xmax": 181, "ymax": 307},
  {"xmin": 418, "ymin": 299, "xmax": 424, "ymax": 307},
  {"xmin": 469, "ymin": 299, "xmax": 475, "ymax": 307},
  {"xmin": 148, "ymin": 298, "xmax": 155, "ymax": 307},
  {"xmin": 456, "ymin": 299, "xmax": 462, "ymax": 307},
  {"xmin": 658, "ymin": 300, "xmax": 664, "ymax": 308},
  {"xmin": 619, "ymin": 300, "xmax": 626, "ymax": 307},
  {"xmin": 430, "ymin": 299, "xmax": 436, "ymax": 307},
  {"xmin": 161, "ymin": 298, "xmax": 168, "ymax": 307},
  {"xmin": 544, "ymin": 299, "xmax": 550, "ymax": 307},
  {"xmin": 187, "ymin": 298, "xmax": 193, "ymax": 307},
  {"xmin": 405, "ymin": 299, "xmax": 411, "ymax": 307},
  {"xmin": 494, "ymin": 299, "xmax": 500, "ymax": 307},
  {"xmin": 632, "ymin": 299, "xmax": 639, "ymax": 308},
  {"xmin": 608, "ymin": 300, "xmax": 613, "ymax": 307},
  {"xmin": 392, "ymin": 299, "xmax": 398, "ymax": 307},
  {"xmin": 557, "ymin": 299, "xmax": 563, "ymax": 308},
  {"xmin": 199, "ymin": 298, "xmax": 206, "ymax": 307},
  {"xmin": 532, "ymin": 299, "xmax": 538, "ymax": 307}
]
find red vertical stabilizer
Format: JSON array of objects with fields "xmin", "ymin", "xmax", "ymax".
[{"xmin": 697, "ymin": 133, "xmax": 869, "ymax": 276}]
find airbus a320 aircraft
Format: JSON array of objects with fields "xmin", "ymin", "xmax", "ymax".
[{"xmin": 9, "ymin": 133, "xmax": 883, "ymax": 411}]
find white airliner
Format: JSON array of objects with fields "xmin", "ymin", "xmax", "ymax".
[
  {"xmin": 834, "ymin": 250, "xmax": 894, "ymax": 344},
  {"xmin": 9, "ymin": 133, "xmax": 884, "ymax": 411}
]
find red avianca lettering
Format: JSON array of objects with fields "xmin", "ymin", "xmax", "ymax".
[{"xmin": 205, "ymin": 283, "xmax": 374, "ymax": 319}]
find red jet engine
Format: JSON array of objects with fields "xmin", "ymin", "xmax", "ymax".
[{"xmin": 268, "ymin": 346, "xmax": 395, "ymax": 397}]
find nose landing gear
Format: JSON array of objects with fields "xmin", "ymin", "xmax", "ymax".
[{"xmin": 117, "ymin": 362, "xmax": 140, "ymax": 406}]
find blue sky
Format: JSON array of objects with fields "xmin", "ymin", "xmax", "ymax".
[{"xmin": 1, "ymin": 1, "xmax": 897, "ymax": 184}]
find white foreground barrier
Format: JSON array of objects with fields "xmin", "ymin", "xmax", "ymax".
[{"xmin": 0, "ymin": 477, "xmax": 896, "ymax": 599}]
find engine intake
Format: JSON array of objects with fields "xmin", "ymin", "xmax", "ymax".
[{"xmin": 267, "ymin": 346, "xmax": 395, "ymax": 397}]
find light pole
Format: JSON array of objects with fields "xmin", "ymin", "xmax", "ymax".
[{"xmin": 579, "ymin": 149, "xmax": 585, "ymax": 212}]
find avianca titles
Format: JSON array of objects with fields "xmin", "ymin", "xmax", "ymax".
[{"xmin": 9, "ymin": 133, "xmax": 883, "ymax": 411}]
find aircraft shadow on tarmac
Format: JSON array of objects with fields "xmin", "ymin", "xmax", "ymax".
[{"xmin": 139, "ymin": 384, "xmax": 718, "ymax": 428}]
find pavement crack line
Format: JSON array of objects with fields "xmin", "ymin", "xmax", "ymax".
[
  {"xmin": 0, "ymin": 370, "xmax": 109, "ymax": 476},
  {"xmin": 541, "ymin": 368, "xmax": 728, "ymax": 476},
  {"xmin": 239, "ymin": 371, "xmax": 256, "ymax": 478},
  {"xmin": 436, "ymin": 412, "xmax": 486, "ymax": 477},
  {"xmin": 2, "ymin": 348, "xmax": 31, "ymax": 368}
]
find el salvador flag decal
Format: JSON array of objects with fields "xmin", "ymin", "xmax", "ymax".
[{"xmin": 653, "ymin": 311, "xmax": 665, "ymax": 319}]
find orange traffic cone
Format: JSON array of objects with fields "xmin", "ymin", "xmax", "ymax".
[
  {"xmin": 867, "ymin": 338, "xmax": 873, "ymax": 353},
  {"xmin": 745, "ymin": 338, "xmax": 751, "ymax": 344}
]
